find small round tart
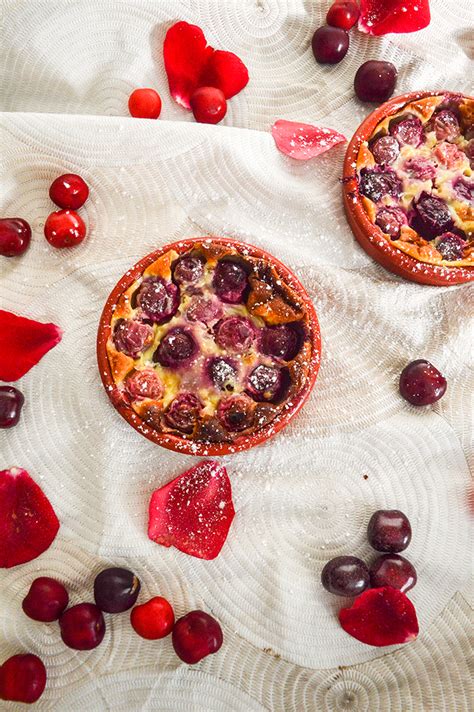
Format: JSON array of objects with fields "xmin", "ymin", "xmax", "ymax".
[
  {"xmin": 97, "ymin": 238, "xmax": 321, "ymax": 455},
  {"xmin": 343, "ymin": 91, "xmax": 474, "ymax": 285}
]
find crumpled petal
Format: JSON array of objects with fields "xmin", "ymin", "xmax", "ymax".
[
  {"xmin": 0, "ymin": 310, "xmax": 62, "ymax": 382},
  {"xmin": 271, "ymin": 120, "xmax": 346, "ymax": 160},
  {"xmin": 163, "ymin": 21, "xmax": 249, "ymax": 109},
  {"xmin": 359, "ymin": 0, "xmax": 431, "ymax": 35},
  {"xmin": 148, "ymin": 460, "xmax": 235, "ymax": 560}
]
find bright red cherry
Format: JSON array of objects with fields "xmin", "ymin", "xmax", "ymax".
[
  {"xmin": 399, "ymin": 359, "xmax": 447, "ymax": 406},
  {"xmin": 22, "ymin": 577, "xmax": 69, "ymax": 622},
  {"xmin": 190, "ymin": 87, "xmax": 227, "ymax": 125},
  {"xmin": 172, "ymin": 610, "xmax": 223, "ymax": 664},
  {"xmin": 130, "ymin": 596, "xmax": 175, "ymax": 639},
  {"xmin": 128, "ymin": 88, "xmax": 162, "ymax": 119},
  {"xmin": 0, "ymin": 218, "xmax": 31, "ymax": 257},
  {"xmin": 326, "ymin": 1, "xmax": 360, "ymax": 30},
  {"xmin": 49, "ymin": 174, "xmax": 89, "ymax": 209},
  {"xmin": 59, "ymin": 603, "xmax": 105, "ymax": 650},
  {"xmin": 0, "ymin": 654, "xmax": 46, "ymax": 704},
  {"xmin": 312, "ymin": 26, "xmax": 349, "ymax": 64},
  {"xmin": 44, "ymin": 210, "xmax": 86, "ymax": 248}
]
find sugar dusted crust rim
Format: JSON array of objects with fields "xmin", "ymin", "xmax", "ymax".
[
  {"xmin": 97, "ymin": 237, "xmax": 321, "ymax": 456},
  {"xmin": 343, "ymin": 91, "xmax": 474, "ymax": 286}
]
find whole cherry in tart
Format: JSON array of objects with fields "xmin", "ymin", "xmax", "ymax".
[
  {"xmin": 215, "ymin": 316, "xmax": 255, "ymax": 352},
  {"xmin": 128, "ymin": 88, "xmax": 162, "ymax": 119},
  {"xmin": 399, "ymin": 360, "xmax": 447, "ymax": 406},
  {"xmin": 212, "ymin": 259, "xmax": 248, "ymax": 303},
  {"xmin": 154, "ymin": 327, "xmax": 198, "ymax": 368},
  {"xmin": 0, "ymin": 386, "xmax": 24, "ymax": 428},
  {"xmin": 173, "ymin": 255, "xmax": 204, "ymax": 284},
  {"xmin": 261, "ymin": 323, "xmax": 300, "ymax": 360},
  {"xmin": 59, "ymin": 603, "xmax": 105, "ymax": 650},
  {"xmin": 370, "ymin": 136, "xmax": 399, "ymax": 165},
  {"xmin": 246, "ymin": 364, "xmax": 284, "ymax": 402},
  {"xmin": 130, "ymin": 596, "xmax": 175, "ymax": 639},
  {"xmin": 389, "ymin": 114, "xmax": 423, "ymax": 147},
  {"xmin": 190, "ymin": 87, "xmax": 227, "ymax": 125},
  {"xmin": 186, "ymin": 296, "xmax": 223, "ymax": 324},
  {"xmin": 113, "ymin": 319, "xmax": 153, "ymax": 358},
  {"xmin": 410, "ymin": 193, "xmax": 453, "ymax": 240},
  {"xmin": 0, "ymin": 654, "xmax": 46, "ymax": 704},
  {"xmin": 0, "ymin": 218, "xmax": 31, "ymax": 257},
  {"xmin": 354, "ymin": 61, "xmax": 397, "ymax": 103},
  {"xmin": 326, "ymin": 1, "xmax": 359, "ymax": 29},
  {"xmin": 94, "ymin": 567, "xmax": 140, "ymax": 613},
  {"xmin": 44, "ymin": 209, "xmax": 86, "ymax": 248},
  {"xmin": 217, "ymin": 394, "xmax": 255, "ymax": 432},
  {"xmin": 321, "ymin": 556, "xmax": 370, "ymax": 596},
  {"xmin": 207, "ymin": 357, "xmax": 238, "ymax": 391},
  {"xmin": 367, "ymin": 509, "xmax": 412, "ymax": 552},
  {"xmin": 369, "ymin": 554, "xmax": 417, "ymax": 593},
  {"xmin": 434, "ymin": 233, "xmax": 467, "ymax": 262},
  {"xmin": 172, "ymin": 610, "xmax": 223, "ymax": 664},
  {"xmin": 22, "ymin": 577, "xmax": 69, "ymax": 621},
  {"xmin": 164, "ymin": 392, "xmax": 202, "ymax": 433},
  {"xmin": 311, "ymin": 26, "xmax": 349, "ymax": 64},
  {"xmin": 137, "ymin": 277, "xmax": 180, "ymax": 324},
  {"xmin": 49, "ymin": 174, "xmax": 89, "ymax": 209},
  {"xmin": 126, "ymin": 368, "xmax": 163, "ymax": 400}
]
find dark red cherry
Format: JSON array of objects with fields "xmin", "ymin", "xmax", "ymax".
[
  {"xmin": 215, "ymin": 317, "xmax": 255, "ymax": 352},
  {"xmin": 59, "ymin": 603, "xmax": 105, "ymax": 650},
  {"xmin": 399, "ymin": 360, "xmax": 447, "ymax": 406},
  {"xmin": 186, "ymin": 296, "xmax": 223, "ymax": 324},
  {"xmin": 208, "ymin": 357, "xmax": 238, "ymax": 391},
  {"xmin": 354, "ymin": 61, "xmax": 397, "ymax": 103},
  {"xmin": 0, "ymin": 654, "xmax": 46, "ymax": 704},
  {"xmin": 321, "ymin": 556, "xmax": 370, "ymax": 596},
  {"xmin": 0, "ymin": 218, "xmax": 32, "ymax": 257},
  {"xmin": 49, "ymin": 174, "xmax": 89, "ymax": 209},
  {"xmin": 367, "ymin": 510, "xmax": 412, "ymax": 552},
  {"xmin": 369, "ymin": 554, "xmax": 417, "ymax": 593},
  {"xmin": 370, "ymin": 136, "xmax": 400, "ymax": 165},
  {"xmin": 246, "ymin": 364, "xmax": 282, "ymax": 402},
  {"xmin": 191, "ymin": 87, "xmax": 227, "ymax": 124},
  {"xmin": 173, "ymin": 255, "xmax": 204, "ymax": 284},
  {"xmin": 172, "ymin": 610, "xmax": 223, "ymax": 664},
  {"xmin": 212, "ymin": 260, "xmax": 248, "ymax": 304},
  {"xmin": 113, "ymin": 319, "xmax": 153, "ymax": 358},
  {"xmin": 326, "ymin": 1, "xmax": 359, "ymax": 30},
  {"xmin": 429, "ymin": 110, "xmax": 460, "ymax": 142},
  {"xmin": 137, "ymin": 277, "xmax": 180, "ymax": 324},
  {"xmin": 375, "ymin": 207, "xmax": 407, "ymax": 238},
  {"xmin": 0, "ymin": 386, "xmax": 24, "ymax": 428},
  {"xmin": 22, "ymin": 577, "xmax": 69, "ymax": 621},
  {"xmin": 312, "ymin": 26, "xmax": 349, "ymax": 64},
  {"xmin": 154, "ymin": 327, "xmax": 197, "ymax": 368},
  {"xmin": 217, "ymin": 394, "xmax": 255, "ymax": 432},
  {"xmin": 94, "ymin": 567, "xmax": 140, "ymax": 613},
  {"xmin": 44, "ymin": 209, "xmax": 86, "ymax": 248},
  {"xmin": 434, "ymin": 232, "xmax": 467, "ymax": 261},
  {"xmin": 410, "ymin": 192, "xmax": 454, "ymax": 240},
  {"xmin": 164, "ymin": 392, "xmax": 202, "ymax": 433},
  {"xmin": 260, "ymin": 323, "xmax": 300, "ymax": 360},
  {"xmin": 389, "ymin": 114, "xmax": 423, "ymax": 147},
  {"xmin": 359, "ymin": 167, "xmax": 402, "ymax": 202}
]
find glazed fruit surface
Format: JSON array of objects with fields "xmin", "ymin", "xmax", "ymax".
[
  {"xmin": 105, "ymin": 241, "xmax": 316, "ymax": 447},
  {"xmin": 355, "ymin": 93, "xmax": 473, "ymax": 268}
]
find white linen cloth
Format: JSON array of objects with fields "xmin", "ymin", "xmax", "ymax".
[{"xmin": 0, "ymin": 1, "xmax": 473, "ymax": 710}]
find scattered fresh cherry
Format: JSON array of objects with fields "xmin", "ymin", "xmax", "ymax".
[
  {"xmin": 0, "ymin": 386, "xmax": 24, "ymax": 428},
  {"xmin": 321, "ymin": 556, "xmax": 370, "ymax": 596},
  {"xmin": 49, "ymin": 174, "xmax": 89, "ymax": 210},
  {"xmin": 354, "ymin": 61, "xmax": 397, "ymax": 103},
  {"xmin": 59, "ymin": 603, "xmax": 105, "ymax": 650},
  {"xmin": 0, "ymin": 654, "xmax": 46, "ymax": 704},
  {"xmin": 0, "ymin": 218, "xmax": 31, "ymax": 257},
  {"xmin": 190, "ymin": 87, "xmax": 227, "ymax": 125},
  {"xmin": 312, "ymin": 26, "xmax": 349, "ymax": 64},
  {"xmin": 369, "ymin": 554, "xmax": 417, "ymax": 593},
  {"xmin": 399, "ymin": 360, "xmax": 447, "ymax": 406},
  {"xmin": 44, "ymin": 210, "xmax": 86, "ymax": 248},
  {"xmin": 128, "ymin": 88, "xmax": 162, "ymax": 119},
  {"xmin": 22, "ymin": 577, "xmax": 69, "ymax": 622},
  {"xmin": 131, "ymin": 596, "xmax": 175, "ymax": 639},
  {"xmin": 326, "ymin": 1, "xmax": 359, "ymax": 29},
  {"xmin": 94, "ymin": 567, "xmax": 140, "ymax": 613},
  {"xmin": 172, "ymin": 610, "xmax": 223, "ymax": 664},
  {"xmin": 368, "ymin": 509, "xmax": 412, "ymax": 553}
]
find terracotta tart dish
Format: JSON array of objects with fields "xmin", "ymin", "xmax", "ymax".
[
  {"xmin": 343, "ymin": 91, "xmax": 474, "ymax": 285},
  {"xmin": 97, "ymin": 238, "xmax": 321, "ymax": 455}
]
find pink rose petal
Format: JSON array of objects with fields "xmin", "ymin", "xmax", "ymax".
[{"xmin": 271, "ymin": 120, "xmax": 346, "ymax": 160}]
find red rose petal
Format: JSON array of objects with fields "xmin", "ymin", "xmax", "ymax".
[
  {"xmin": 339, "ymin": 587, "xmax": 419, "ymax": 646},
  {"xmin": 271, "ymin": 120, "xmax": 346, "ymax": 160},
  {"xmin": 0, "ymin": 310, "xmax": 62, "ymax": 382},
  {"xmin": 163, "ymin": 21, "xmax": 248, "ymax": 109},
  {"xmin": 0, "ymin": 467, "xmax": 60, "ymax": 568},
  {"xmin": 359, "ymin": 0, "xmax": 431, "ymax": 35},
  {"xmin": 148, "ymin": 460, "xmax": 235, "ymax": 560}
]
